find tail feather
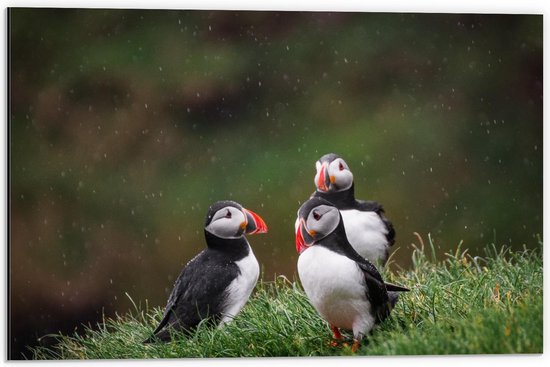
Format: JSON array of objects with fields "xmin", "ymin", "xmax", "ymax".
[{"xmin": 384, "ymin": 282, "xmax": 410, "ymax": 292}]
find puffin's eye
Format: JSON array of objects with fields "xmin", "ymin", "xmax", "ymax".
[
  {"xmin": 225, "ymin": 209, "xmax": 232, "ymax": 219},
  {"xmin": 339, "ymin": 161, "xmax": 345, "ymax": 171},
  {"xmin": 312, "ymin": 211, "xmax": 321, "ymax": 221}
]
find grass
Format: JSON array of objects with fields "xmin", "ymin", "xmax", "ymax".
[{"xmin": 31, "ymin": 235, "xmax": 543, "ymax": 359}]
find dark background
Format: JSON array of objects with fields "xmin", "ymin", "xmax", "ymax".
[{"xmin": 9, "ymin": 9, "xmax": 542, "ymax": 359}]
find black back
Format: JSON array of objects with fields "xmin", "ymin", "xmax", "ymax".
[{"xmin": 144, "ymin": 203, "xmax": 252, "ymax": 342}]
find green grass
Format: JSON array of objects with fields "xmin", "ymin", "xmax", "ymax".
[{"xmin": 31, "ymin": 236, "xmax": 543, "ymax": 359}]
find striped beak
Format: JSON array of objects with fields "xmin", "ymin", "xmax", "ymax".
[
  {"xmin": 295, "ymin": 219, "xmax": 314, "ymax": 254},
  {"xmin": 316, "ymin": 162, "xmax": 330, "ymax": 192},
  {"xmin": 243, "ymin": 208, "xmax": 268, "ymax": 235}
]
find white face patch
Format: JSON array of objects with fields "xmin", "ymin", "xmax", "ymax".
[
  {"xmin": 305, "ymin": 204, "xmax": 340, "ymax": 241},
  {"xmin": 327, "ymin": 158, "xmax": 353, "ymax": 191},
  {"xmin": 205, "ymin": 206, "xmax": 246, "ymax": 239}
]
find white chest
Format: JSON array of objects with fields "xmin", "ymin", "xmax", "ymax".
[
  {"xmin": 297, "ymin": 246, "xmax": 372, "ymax": 333},
  {"xmin": 340, "ymin": 210, "xmax": 388, "ymax": 263},
  {"xmin": 220, "ymin": 247, "xmax": 259, "ymax": 326}
]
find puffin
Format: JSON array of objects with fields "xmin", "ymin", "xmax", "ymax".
[
  {"xmin": 296, "ymin": 197, "xmax": 408, "ymax": 352},
  {"xmin": 144, "ymin": 200, "xmax": 268, "ymax": 343},
  {"xmin": 311, "ymin": 153, "xmax": 395, "ymax": 266}
]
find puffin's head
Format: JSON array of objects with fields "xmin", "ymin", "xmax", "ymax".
[
  {"xmin": 314, "ymin": 153, "xmax": 354, "ymax": 193},
  {"xmin": 205, "ymin": 200, "xmax": 268, "ymax": 239},
  {"xmin": 295, "ymin": 197, "xmax": 341, "ymax": 254}
]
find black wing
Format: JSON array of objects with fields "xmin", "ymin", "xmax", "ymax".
[
  {"xmin": 146, "ymin": 249, "xmax": 239, "ymax": 342},
  {"xmin": 357, "ymin": 260, "xmax": 388, "ymax": 306},
  {"xmin": 148, "ymin": 257, "xmax": 194, "ymax": 337},
  {"xmin": 356, "ymin": 259, "xmax": 408, "ymax": 324},
  {"xmin": 325, "ymin": 227, "xmax": 408, "ymax": 326},
  {"xmin": 357, "ymin": 200, "xmax": 396, "ymax": 247}
]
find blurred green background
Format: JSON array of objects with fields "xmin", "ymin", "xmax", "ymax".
[{"xmin": 9, "ymin": 9, "xmax": 542, "ymax": 359}]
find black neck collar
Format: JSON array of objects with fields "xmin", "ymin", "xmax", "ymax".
[
  {"xmin": 314, "ymin": 183, "xmax": 357, "ymax": 209},
  {"xmin": 204, "ymin": 230, "xmax": 250, "ymax": 261},
  {"xmin": 317, "ymin": 220, "xmax": 357, "ymax": 259}
]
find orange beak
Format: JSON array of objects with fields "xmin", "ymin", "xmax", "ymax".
[
  {"xmin": 295, "ymin": 219, "xmax": 314, "ymax": 254},
  {"xmin": 316, "ymin": 163, "xmax": 330, "ymax": 192},
  {"xmin": 243, "ymin": 208, "xmax": 268, "ymax": 234}
]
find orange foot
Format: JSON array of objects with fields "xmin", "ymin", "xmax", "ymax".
[
  {"xmin": 328, "ymin": 325, "xmax": 344, "ymax": 347},
  {"xmin": 331, "ymin": 325, "xmax": 343, "ymax": 340},
  {"xmin": 351, "ymin": 339, "xmax": 360, "ymax": 353},
  {"xmin": 329, "ymin": 340, "xmax": 352, "ymax": 348}
]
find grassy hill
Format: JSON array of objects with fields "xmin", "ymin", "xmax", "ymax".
[{"xmin": 31, "ymin": 236, "xmax": 543, "ymax": 358}]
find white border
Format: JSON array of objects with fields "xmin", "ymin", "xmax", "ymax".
[
  {"xmin": 0, "ymin": 0, "xmax": 547, "ymax": 13},
  {"xmin": 2, "ymin": 1, "xmax": 548, "ymax": 367}
]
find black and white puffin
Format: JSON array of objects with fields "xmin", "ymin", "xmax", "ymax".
[
  {"xmin": 144, "ymin": 200, "xmax": 268, "ymax": 342},
  {"xmin": 296, "ymin": 197, "xmax": 408, "ymax": 352},
  {"xmin": 311, "ymin": 153, "xmax": 395, "ymax": 266}
]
